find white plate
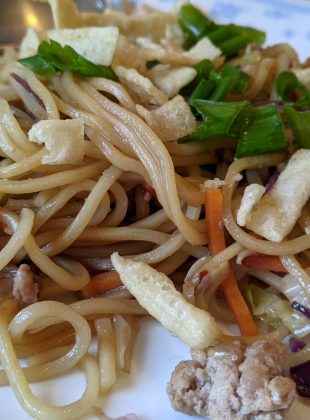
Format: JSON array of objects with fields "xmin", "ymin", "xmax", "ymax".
[{"xmin": 1, "ymin": 0, "xmax": 310, "ymax": 418}]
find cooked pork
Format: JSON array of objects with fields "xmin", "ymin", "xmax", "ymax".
[
  {"xmin": 167, "ymin": 340, "xmax": 295, "ymax": 420},
  {"xmin": 12, "ymin": 264, "xmax": 38, "ymax": 306}
]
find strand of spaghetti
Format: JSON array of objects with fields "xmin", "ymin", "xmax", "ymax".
[
  {"xmin": 101, "ymin": 182, "xmax": 128, "ymax": 227},
  {"xmin": 75, "ymin": 79, "xmax": 178, "ymax": 226},
  {"xmin": 26, "ymin": 345, "xmax": 72, "ymax": 367},
  {"xmin": 131, "ymin": 208, "xmax": 170, "ymax": 229},
  {"xmin": 12, "ymin": 68, "xmax": 60, "ymax": 119},
  {"xmin": 81, "ymin": 80, "xmax": 207, "ymax": 245},
  {"xmin": 166, "ymin": 140, "xmax": 236, "ymax": 155},
  {"xmin": 39, "ymin": 194, "xmax": 110, "ymax": 231},
  {"xmin": 0, "ymin": 123, "xmax": 29, "ymax": 161},
  {"xmin": 0, "ymin": 301, "xmax": 91, "ymax": 385},
  {"xmin": 175, "ymin": 174, "xmax": 205, "ymax": 206},
  {"xmin": 156, "ymin": 250, "xmax": 189, "ymax": 275},
  {"xmin": 244, "ymin": 58, "xmax": 275, "ymax": 100},
  {"xmin": 0, "ymin": 149, "xmax": 45, "ymax": 178},
  {"xmin": 0, "ymin": 161, "xmax": 108, "ymax": 194},
  {"xmin": 1, "ymin": 208, "xmax": 90, "ymax": 290},
  {"xmin": 25, "ymin": 238, "xmax": 90, "ymax": 290},
  {"xmin": 172, "ymin": 154, "xmax": 217, "ymax": 167},
  {"xmin": 129, "ymin": 205, "xmax": 200, "ymax": 264},
  {"xmin": 223, "ymin": 153, "xmax": 310, "ymax": 254},
  {"xmin": 13, "ymin": 328, "xmax": 76, "ymax": 358},
  {"xmin": 70, "ymin": 298, "xmax": 147, "ymax": 318},
  {"xmin": 86, "ymin": 127, "xmax": 148, "ymax": 180},
  {"xmin": 87, "ymin": 77, "xmax": 136, "ymax": 112},
  {"xmin": 0, "ymin": 207, "xmax": 34, "ymax": 270},
  {"xmin": 131, "ymin": 233, "xmax": 185, "ymax": 265},
  {"xmin": 0, "ymin": 316, "xmax": 98, "ymax": 419},
  {"xmin": 192, "ymin": 242, "xmax": 244, "ymax": 276},
  {"xmin": 280, "ymin": 255, "xmax": 310, "ymax": 299},
  {"xmin": 57, "ymin": 78, "xmax": 159, "ymax": 190},
  {"xmin": 52, "ymin": 91, "xmax": 136, "ymax": 158},
  {"xmin": 0, "ymin": 98, "xmax": 38, "ymax": 155},
  {"xmin": 61, "ymin": 74, "xmax": 205, "ymax": 244},
  {"xmin": 34, "ymin": 187, "xmax": 60, "ymax": 207},
  {"xmin": 33, "ymin": 180, "xmax": 97, "ymax": 232},
  {"xmin": 42, "ymin": 166, "xmax": 122, "ymax": 256}
]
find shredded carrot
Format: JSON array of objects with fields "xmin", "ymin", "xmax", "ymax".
[
  {"xmin": 205, "ymin": 188, "xmax": 258, "ymax": 336},
  {"xmin": 81, "ymin": 271, "xmax": 123, "ymax": 298},
  {"xmin": 243, "ymin": 255, "xmax": 286, "ymax": 272},
  {"xmin": 243, "ymin": 254, "xmax": 310, "ymax": 273}
]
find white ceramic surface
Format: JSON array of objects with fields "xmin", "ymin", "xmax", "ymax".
[{"xmin": 1, "ymin": 0, "xmax": 309, "ymax": 419}]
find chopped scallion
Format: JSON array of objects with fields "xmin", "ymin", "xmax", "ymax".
[
  {"xmin": 275, "ymin": 71, "xmax": 310, "ymax": 108},
  {"xmin": 284, "ymin": 105, "xmax": 310, "ymax": 148},
  {"xmin": 188, "ymin": 100, "xmax": 251, "ymax": 141},
  {"xmin": 236, "ymin": 104, "xmax": 287, "ymax": 157}
]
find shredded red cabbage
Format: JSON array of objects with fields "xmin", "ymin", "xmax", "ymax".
[
  {"xmin": 289, "ymin": 336, "xmax": 306, "ymax": 353},
  {"xmin": 10, "ymin": 73, "xmax": 46, "ymax": 110},
  {"xmin": 264, "ymin": 170, "xmax": 279, "ymax": 192},
  {"xmin": 292, "ymin": 301, "xmax": 310, "ymax": 320},
  {"xmin": 290, "ymin": 362, "xmax": 310, "ymax": 398},
  {"xmin": 288, "ymin": 337, "xmax": 309, "ymax": 398}
]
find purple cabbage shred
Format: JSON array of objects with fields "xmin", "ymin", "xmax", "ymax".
[
  {"xmin": 10, "ymin": 73, "xmax": 46, "ymax": 110},
  {"xmin": 292, "ymin": 301, "xmax": 310, "ymax": 320}
]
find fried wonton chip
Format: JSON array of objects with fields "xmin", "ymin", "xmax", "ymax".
[
  {"xmin": 29, "ymin": 119, "xmax": 85, "ymax": 165},
  {"xmin": 38, "ymin": 0, "xmax": 175, "ymax": 41},
  {"xmin": 48, "ymin": 27, "xmax": 119, "ymax": 66},
  {"xmin": 115, "ymin": 66, "xmax": 168, "ymax": 106},
  {"xmin": 136, "ymin": 95, "xmax": 196, "ymax": 142},
  {"xmin": 19, "ymin": 28, "xmax": 43, "ymax": 59},
  {"xmin": 184, "ymin": 37, "xmax": 222, "ymax": 62},
  {"xmin": 246, "ymin": 149, "xmax": 310, "ymax": 242},
  {"xmin": 147, "ymin": 65, "xmax": 197, "ymax": 98}
]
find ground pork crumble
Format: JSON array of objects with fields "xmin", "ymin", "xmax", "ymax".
[
  {"xmin": 12, "ymin": 264, "xmax": 38, "ymax": 306},
  {"xmin": 167, "ymin": 340, "xmax": 295, "ymax": 420}
]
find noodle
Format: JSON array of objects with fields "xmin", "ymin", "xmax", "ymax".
[{"xmin": 0, "ymin": 2, "xmax": 309, "ymax": 418}]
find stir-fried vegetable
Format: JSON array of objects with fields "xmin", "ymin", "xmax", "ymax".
[
  {"xmin": 205, "ymin": 188, "xmax": 258, "ymax": 335},
  {"xmin": 19, "ymin": 40, "xmax": 117, "ymax": 80},
  {"xmin": 235, "ymin": 104, "xmax": 287, "ymax": 158},
  {"xmin": 179, "ymin": 4, "xmax": 265, "ymax": 57},
  {"xmin": 246, "ymin": 284, "xmax": 310, "ymax": 337},
  {"xmin": 188, "ymin": 100, "xmax": 287, "ymax": 158},
  {"xmin": 276, "ymin": 71, "xmax": 310, "ymax": 108},
  {"xmin": 188, "ymin": 64, "xmax": 250, "ymax": 101},
  {"xmin": 188, "ymin": 100, "xmax": 250, "ymax": 141},
  {"xmin": 81, "ymin": 271, "xmax": 123, "ymax": 298},
  {"xmin": 284, "ymin": 106, "xmax": 310, "ymax": 149}
]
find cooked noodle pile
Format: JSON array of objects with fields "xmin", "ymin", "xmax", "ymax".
[{"xmin": 0, "ymin": 0, "xmax": 309, "ymax": 418}]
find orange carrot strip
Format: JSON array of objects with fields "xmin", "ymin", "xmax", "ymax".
[
  {"xmin": 243, "ymin": 255, "xmax": 286, "ymax": 272},
  {"xmin": 81, "ymin": 271, "xmax": 123, "ymax": 298},
  {"xmin": 205, "ymin": 188, "xmax": 258, "ymax": 336},
  {"xmin": 243, "ymin": 254, "xmax": 309, "ymax": 273},
  {"xmin": 205, "ymin": 188, "xmax": 226, "ymax": 255}
]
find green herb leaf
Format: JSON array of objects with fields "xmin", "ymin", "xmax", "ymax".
[
  {"xmin": 18, "ymin": 55, "xmax": 56, "ymax": 76},
  {"xmin": 275, "ymin": 71, "xmax": 310, "ymax": 108},
  {"xmin": 184, "ymin": 63, "xmax": 250, "ymax": 101},
  {"xmin": 216, "ymin": 26, "xmax": 265, "ymax": 57},
  {"xmin": 188, "ymin": 100, "xmax": 251, "ymax": 141},
  {"xmin": 189, "ymin": 78, "xmax": 216, "ymax": 101},
  {"xmin": 235, "ymin": 104, "xmax": 287, "ymax": 158},
  {"xmin": 178, "ymin": 4, "xmax": 216, "ymax": 41},
  {"xmin": 19, "ymin": 40, "xmax": 117, "ymax": 80},
  {"xmin": 178, "ymin": 4, "xmax": 265, "ymax": 57},
  {"xmin": 285, "ymin": 105, "xmax": 310, "ymax": 148}
]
